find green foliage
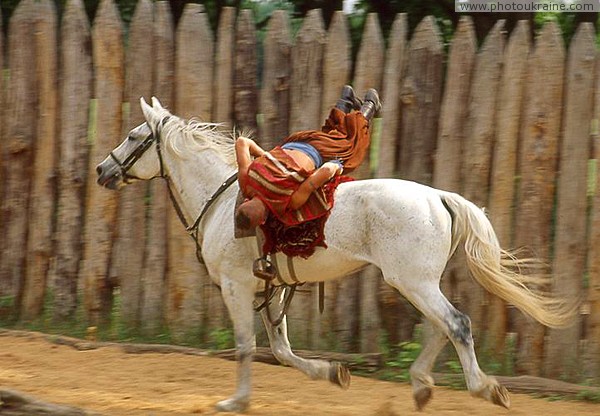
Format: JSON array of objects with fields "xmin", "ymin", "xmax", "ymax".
[
  {"xmin": 207, "ymin": 327, "xmax": 235, "ymax": 350},
  {"xmin": 381, "ymin": 341, "xmax": 422, "ymax": 382},
  {"xmin": 576, "ymin": 388, "xmax": 600, "ymax": 403}
]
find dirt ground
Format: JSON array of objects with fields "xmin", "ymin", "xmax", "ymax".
[{"xmin": 0, "ymin": 335, "xmax": 598, "ymax": 416}]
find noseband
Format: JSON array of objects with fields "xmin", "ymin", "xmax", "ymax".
[{"xmin": 109, "ymin": 132, "xmax": 157, "ymax": 184}]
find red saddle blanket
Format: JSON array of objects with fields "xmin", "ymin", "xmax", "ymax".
[{"xmin": 260, "ymin": 175, "xmax": 353, "ymax": 258}]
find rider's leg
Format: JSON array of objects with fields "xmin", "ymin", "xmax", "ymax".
[
  {"xmin": 335, "ymin": 85, "xmax": 362, "ymax": 113},
  {"xmin": 360, "ymin": 88, "xmax": 381, "ymax": 121}
]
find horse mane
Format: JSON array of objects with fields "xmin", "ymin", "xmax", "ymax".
[{"xmin": 161, "ymin": 116, "xmax": 239, "ymax": 168}]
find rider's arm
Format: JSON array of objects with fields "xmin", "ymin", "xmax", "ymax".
[
  {"xmin": 235, "ymin": 136, "xmax": 266, "ymax": 174},
  {"xmin": 289, "ymin": 161, "xmax": 343, "ymax": 210}
]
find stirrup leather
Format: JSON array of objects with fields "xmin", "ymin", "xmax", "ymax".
[{"xmin": 253, "ymin": 256, "xmax": 277, "ymax": 281}]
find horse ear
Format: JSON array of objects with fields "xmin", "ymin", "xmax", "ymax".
[
  {"xmin": 151, "ymin": 96, "xmax": 164, "ymax": 111},
  {"xmin": 140, "ymin": 97, "xmax": 154, "ymax": 122}
]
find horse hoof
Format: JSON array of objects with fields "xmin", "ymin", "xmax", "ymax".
[
  {"xmin": 215, "ymin": 397, "xmax": 249, "ymax": 413},
  {"xmin": 330, "ymin": 362, "xmax": 351, "ymax": 389},
  {"xmin": 414, "ymin": 386, "xmax": 433, "ymax": 411},
  {"xmin": 491, "ymin": 384, "xmax": 510, "ymax": 409},
  {"xmin": 474, "ymin": 379, "xmax": 511, "ymax": 409}
]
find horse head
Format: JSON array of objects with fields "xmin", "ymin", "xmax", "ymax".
[{"xmin": 96, "ymin": 97, "xmax": 172, "ymax": 190}]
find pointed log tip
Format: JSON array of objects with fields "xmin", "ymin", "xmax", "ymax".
[
  {"xmin": 366, "ymin": 12, "xmax": 380, "ymax": 26},
  {"xmin": 536, "ymin": 20, "xmax": 565, "ymax": 51},
  {"xmin": 303, "ymin": 8, "xmax": 325, "ymax": 31},
  {"xmin": 94, "ymin": 0, "xmax": 122, "ymax": 25},
  {"xmin": 455, "ymin": 15, "xmax": 476, "ymax": 38},
  {"xmin": 131, "ymin": 0, "xmax": 153, "ymax": 23},
  {"xmin": 411, "ymin": 15, "xmax": 442, "ymax": 50},
  {"xmin": 182, "ymin": 2, "xmax": 204, "ymax": 14},
  {"xmin": 239, "ymin": 8, "xmax": 254, "ymax": 20},
  {"xmin": 515, "ymin": 19, "xmax": 529, "ymax": 31},
  {"xmin": 415, "ymin": 15, "xmax": 437, "ymax": 32},
  {"xmin": 155, "ymin": 1, "xmax": 172, "ymax": 14},
  {"xmin": 297, "ymin": 9, "xmax": 325, "ymax": 37},
  {"xmin": 63, "ymin": 0, "xmax": 87, "ymax": 16},
  {"xmin": 572, "ymin": 22, "xmax": 596, "ymax": 43},
  {"xmin": 539, "ymin": 20, "xmax": 562, "ymax": 37},
  {"xmin": 458, "ymin": 15, "xmax": 473, "ymax": 26}
]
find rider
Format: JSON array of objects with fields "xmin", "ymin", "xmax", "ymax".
[{"xmin": 235, "ymin": 86, "xmax": 381, "ymax": 230}]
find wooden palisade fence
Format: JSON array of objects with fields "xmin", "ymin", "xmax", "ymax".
[{"xmin": 0, "ymin": 0, "xmax": 599, "ymax": 382}]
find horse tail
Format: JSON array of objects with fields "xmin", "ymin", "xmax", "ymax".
[{"xmin": 439, "ymin": 191, "xmax": 577, "ymax": 329}]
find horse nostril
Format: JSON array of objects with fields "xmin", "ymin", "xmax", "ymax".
[{"xmin": 96, "ymin": 165, "xmax": 103, "ymax": 176}]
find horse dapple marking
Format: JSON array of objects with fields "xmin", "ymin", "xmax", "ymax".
[{"xmin": 95, "ymin": 97, "xmax": 575, "ymax": 413}]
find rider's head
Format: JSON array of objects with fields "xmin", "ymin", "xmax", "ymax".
[{"xmin": 235, "ymin": 197, "xmax": 267, "ymax": 230}]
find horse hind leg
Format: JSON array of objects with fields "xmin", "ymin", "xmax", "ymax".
[
  {"xmin": 383, "ymin": 274, "xmax": 510, "ymax": 410},
  {"xmin": 259, "ymin": 287, "xmax": 350, "ymax": 389}
]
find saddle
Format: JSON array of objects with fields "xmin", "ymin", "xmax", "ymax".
[{"xmin": 234, "ymin": 176, "xmax": 353, "ymax": 280}]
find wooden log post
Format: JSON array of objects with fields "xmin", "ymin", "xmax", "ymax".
[
  {"xmin": 386, "ymin": 15, "xmax": 443, "ymax": 349},
  {"xmin": 259, "ymin": 10, "xmax": 291, "ymax": 149},
  {"xmin": 0, "ymin": 0, "xmax": 38, "ymax": 318},
  {"xmin": 545, "ymin": 23, "xmax": 595, "ymax": 381},
  {"xmin": 289, "ymin": 9, "xmax": 325, "ymax": 133},
  {"xmin": 234, "ymin": 9, "xmax": 258, "ymax": 133},
  {"xmin": 586, "ymin": 39, "xmax": 600, "ymax": 381},
  {"xmin": 171, "ymin": 4, "xmax": 214, "ymax": 340},
  {"xmin": 114, "ymin": 0, "xmax": 153, "ymax": 329},
  {"xmin": 320, "ymin": 11, "xmax": 351, "ymax": 125},
  {"xmin": 213, "ymin": 7, "xmax": 235, "ymax": 126},
  {"xmin": 0, "ymin": 6, "xmax": 3, "ymax": 235},
  {"xmin": 431, "ymin": 17, "xmax": 476, "ymax": 333},
  {"xmin": 20, "ymin": 0, "xmax": 58, "ymax": 321},
  {"xmin": 141, "ymin": 0, "xmax": 173, "ymax": 336},
  {"xmin": 288, "ymin": 9, "xmax": 326, "ymax": 349},
  {"xmin": 50, "ymin": 0, "xmax": 92, "ymax": 322},
  {"xmin": 398, "ymin": 16, "xmax": 443, "ymax": 186},
  {"xmin": 353, "ymin": 12, "xmax": 385, "ymax": 354},
  {"xmin": 486, "ymin": 20, "xmax": 530, "ymax": 355},
  {"xmin": 82, "ymin": 0, "xmax": 124, "ymax": 326},
  {"xmin": 513, "ymin": 21, "xmax": 564, "ymax": 377},
  {"xmin": 433, "ymin": 16, "xmax": 476, "ymax": 193},
  {"xmin": 376, "ymin": 13, "xmax": 410, "ymax": 347},
  {"xmin": 352, "ymin": 12, "xmax": 384, "ymax": 179},
  {"xmin": 456, "ymin": 21, "xmax": 504, "ymax": 340},
  {"xmin": 377, "ymin": 13, "xmax": 407, "ymax": 180},
  {"xmin": 317, "ymin": 10, "xmax": 351, "ymax": 351},
  {"xmin": 0, "ymin": 6, "xmax": 3, "ymax": 196}
]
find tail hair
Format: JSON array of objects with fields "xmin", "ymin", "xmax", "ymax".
[{"xmin": 440, "ymin": 191, "xmax": 578, "ymax": 329}]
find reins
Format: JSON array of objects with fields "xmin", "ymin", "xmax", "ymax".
[
  {"xmin": 153, "ymin": 117, "xmax": 238, "ymax": 264},
  {"xmin": 114, "ymin": 116, "xmax": 299, "ymax": 323}
]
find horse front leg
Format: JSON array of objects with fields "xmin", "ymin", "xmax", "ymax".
[
  {"xmin": 409, "ymin": 320, "xmax": 448, "ymax": 410},
  {"xmin": 259, "ymin": 287, "xmax": 350, "ymax": 389},
  {"xmin": 215, "ymin": 278, "xmax": 256, "ymax": 413}
]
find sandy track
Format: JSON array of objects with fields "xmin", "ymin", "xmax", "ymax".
[{"xmin": 0, "ymin": 335, "xmax": 598, "ymax": 415}]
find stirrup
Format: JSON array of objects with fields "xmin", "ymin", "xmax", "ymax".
[{"xmin": 253, "ymin": 256, "xmax": 276, "ymax": 281}]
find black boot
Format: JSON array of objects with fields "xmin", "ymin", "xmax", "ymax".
[
  {"xmin": 335, "ymin": 85, "xmax": 363, "ymax": 113},
  {"xmin": 360, "ymin": 88, "xmax": 381, "ymax": 121}
]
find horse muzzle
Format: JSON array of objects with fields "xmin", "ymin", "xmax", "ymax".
[{"xmin": 96, "ymin": 160, "xmax": 123, "ymax": 190}]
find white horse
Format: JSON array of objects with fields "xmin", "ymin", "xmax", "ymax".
[{"xmin": 96, "ymin": 97, "xmax": 574, "ymax": 413}]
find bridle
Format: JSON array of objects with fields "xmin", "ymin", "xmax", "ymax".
[
  {"xmin": 110, "ymin": 117, "xmax": 237, "ymax": 263},
  {"xmin": 109, "ymin": 133, "xmax": 157, "ymax": 184},
  {"xmin": 111, "ymin": 116, "xmax": 300, "ymax": 322}
]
